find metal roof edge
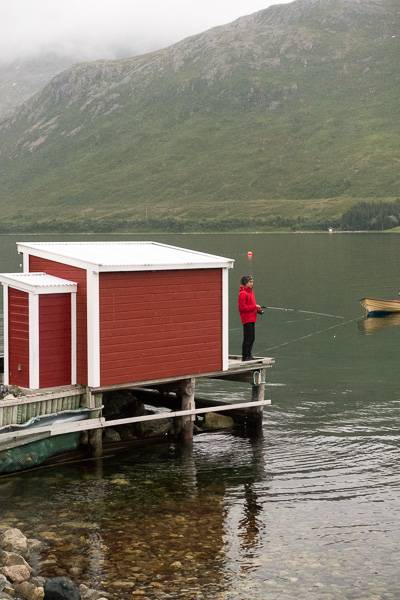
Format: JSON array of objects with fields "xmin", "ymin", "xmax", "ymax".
[
  {"xmin": 97, "ymin": 262, "xmax": 234, "ymax": 272},
  {"xmin": 150, "ymin": 241, "xmax": 234, "ymax": 264},
  {"xmin": 16, "ymin": 242, "xmax": 235, "ymax": 271},
  {"xmin": 0, "ymin": 272, "xmax": 78, "ymax": 294},
  {"xmin": 17, "ymin": 244, "xmax": 96, "ymax": 271}
]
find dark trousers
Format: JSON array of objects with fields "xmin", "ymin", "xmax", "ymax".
[{"xmin": 242, "ymin": 322, "xmax": 255, "ymax": 360}]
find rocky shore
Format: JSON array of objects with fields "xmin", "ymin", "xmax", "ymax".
[{"xmin": 0, "ymin": 528, "xmax": 107, "ymax": 600}]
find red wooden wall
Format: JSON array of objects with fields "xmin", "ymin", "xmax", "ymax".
[
  {"xmin": 8, "ymin": 288, "xmax": 29, "ymax": 388},
  {"xmin": 39, "ymin": 293, "xmax": 71, "ymax": 388},
  {"xmin": 29, "ymin": 256, "xmax": 87, "ymax": 384},
  {"xmin": 99, "ymin": 269, "xmax": 222, "ymax": 386}
]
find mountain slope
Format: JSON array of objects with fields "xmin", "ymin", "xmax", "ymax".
[
  {"xmin": 0, "ymin": 55, "xmax": 77, "ymax": 120},
  {"xmin": 0, "ymin": 0, "xmax": 399, "ymax": 231}
]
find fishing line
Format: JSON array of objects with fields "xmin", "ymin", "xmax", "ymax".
[
  {"xmin": 260, "ymin": 316, "xmax": 359, "ymax": 353},
  {"xmin": 265, "ymin": 306, "xmax": 345, "ymax": 319},
  {"xmin": 231, "ymin": 307, "xmax": 343, "ymax": 332}
]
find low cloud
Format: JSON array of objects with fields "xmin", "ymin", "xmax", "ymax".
[{"xmin": 0, "ymin": 0, "xmax": 292, "ymax": 64}]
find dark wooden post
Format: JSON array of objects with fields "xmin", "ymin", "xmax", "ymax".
[
  {"xmin": 85, "ymin": 390, "xmax": 103, "ymax": 457},
  {"xmin": 248, "ymin": 369, "xmax": 265, "ymax": 432},
  {"xmin": 177, "ymin": 378, "xmax": 196, "ymax": 444}
]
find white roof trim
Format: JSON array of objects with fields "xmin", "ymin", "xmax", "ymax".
[
  {"xmin": 17, "ymin": 241, "xmax": 234, "ymax": 272},
  {"xmin": 0, "ymin": 272, "xmax": 77, "ymax": 295},
  {"xmin": 96, "ymin": 262, "xmax": 230, "ymax": 272}
]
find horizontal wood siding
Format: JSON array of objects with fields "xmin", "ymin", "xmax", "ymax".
[
  {"xmin": 100, "ymin": 269, "xmax": 222, "ymax": 385},
  {"xmin": 29, "ymin": 256, "xmax": 87, "ymax": 384},
  {"xmin": 8, "ymin": 288, "xmax": 29, "ymax": 388},
  {"xmin": 39, "ymin": 294, "xmax": 71, "ymax": 388}
]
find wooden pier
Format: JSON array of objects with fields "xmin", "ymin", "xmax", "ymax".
[
  {"xmin": 0, "ymin": 356, "xmax": 273, "ymax": 467},
  {"xmin": 0, "ymin": 241, "xmax": 274, "ymax": 474}
]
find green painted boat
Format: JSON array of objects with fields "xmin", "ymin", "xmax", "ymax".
[
  {"xmin": 0, "ymin": 432, "xmax": 81, "ymax": 475},
  {"xmin": 0, "ymin": 409, "xmax": 91, "ymax": 475}
]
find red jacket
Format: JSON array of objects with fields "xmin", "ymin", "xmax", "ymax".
[{"xmin": 238, "ymin": 285, "xmax": 258, "ymax": 324}]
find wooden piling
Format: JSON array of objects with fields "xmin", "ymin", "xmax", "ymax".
[
  {"xmin": 177, "ymin": 378, "xmax": 196, "ymax": 444},
  {"xmin": 248, "ymin": 369, "xmax": 266, "ymax": 431},
  {"xmin": 85, "ymin": 390, "xmax": 103, "ymax": 457}
]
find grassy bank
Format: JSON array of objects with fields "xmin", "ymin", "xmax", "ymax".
[{"xmin": 0, "ymin": 196, "xmax": 398, "ymax": 233}]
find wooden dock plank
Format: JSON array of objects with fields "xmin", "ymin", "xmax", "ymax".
[
  {"xmin": 0, "ymin": 399, "xmax": 270, "ymax": 444},
  {"xmin": 94, "ymin": 356, "xmax": 274, "ymax": 392},
  {"xmin": 0, "ymin": 354, "xmax": 274, "ymax": 456}
]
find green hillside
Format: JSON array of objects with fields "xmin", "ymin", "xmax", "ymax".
[{"xmin": 0, "ymin": 0, "xmax": 399, "ymax": 231}]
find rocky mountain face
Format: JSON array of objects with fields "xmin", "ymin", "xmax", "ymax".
[
  {"xmin": 0, "ymin": 0, "xmax": 399, "ymax": 230},
  {"xmin": 0, "ymin": 55, "xmax": 77, "ymax": 120}
]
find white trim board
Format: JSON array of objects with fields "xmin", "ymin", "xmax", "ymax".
[
  {"xmin": 222, "ymin": 268, "xmax": 229, "ymax": 371},
  {"xmin": 71, "ymin": 292, "xmax": 77, "ymax": 385},
  {"xmin": 87, "ymin": 271, "xmax": 100, "ymax": 387},
  {"xmin": 22, "ymin": 252, "xmax": 29, "ymax": 273},
  {"xmin": 3, "ymin": 285, "xmax": 9, "ymax": 386},
  {"xmin": 28, "ymin": 293, "xmax": 39, "ymax": 389}
]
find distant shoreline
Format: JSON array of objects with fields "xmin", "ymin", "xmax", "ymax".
[{"xmin": 0, "ymin": 229, "xmax": 397, "ymax": 236}]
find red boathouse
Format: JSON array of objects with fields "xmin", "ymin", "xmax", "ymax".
[
  {"xmin": 1, "ymin": 242, "xmax": 234, "ymax": 389},
  {"xmin": 0, "ymin": 272, "xmax": 77, "ymax": 389}
]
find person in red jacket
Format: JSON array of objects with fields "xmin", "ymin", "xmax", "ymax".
[{"xmin": 238, "ymin": 275, "xmax": 262, "ymax": 361}]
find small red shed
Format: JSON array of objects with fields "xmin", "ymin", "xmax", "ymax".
[
  {"xmin": 0, "ymin": 272, "xmax": 77, "ymax": 389},
  {"xmin": 4, "ymin": 242, "xmax": 234, "ymax": 389}
]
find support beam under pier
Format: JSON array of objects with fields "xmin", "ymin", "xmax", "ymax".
[
  {"xmin": 248, "ymin": 368, "xmax": 266, "ymax": 431},
  {"xmin": 176, "ymin": 378, "xmax": 195, "ymax": 444},
  {"xmin": 85, "ymin": 390, "xmax": 103, "ymax": 458}
]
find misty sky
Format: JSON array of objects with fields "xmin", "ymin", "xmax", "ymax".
[{"xmin": 0, "ymin": 0, "xmax": 292, "ymax": 64}]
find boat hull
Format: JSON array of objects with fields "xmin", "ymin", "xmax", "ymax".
[
  {"xmin": 0, "ymin": 432, "xmax": 81, "ymax": 475},
  {"xmin": 360, "ymin": 297, "xmax": 400, "ymax": 316}
]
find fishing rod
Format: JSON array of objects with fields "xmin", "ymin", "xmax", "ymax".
[
  {"xmin": 230, "ymin": 305, "xmax": 344, "ymax": 332},
  {"xmin": 263, "ymin": 306, "xmax": 345, "ymax": 320}
]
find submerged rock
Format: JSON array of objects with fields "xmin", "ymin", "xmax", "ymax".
[
  {"xmin": 78, "ymin": 584, "xmax": 108, "ymax": 600},
  {"xmin": 27, "ymin": 539, "xmax": 42, "ymax": 552},
  {"xmin": 138, "ymin": 417, "xmax": 172, "ymax": 438},
  {"xmin": 0, "ymin": 551, "xmax": 31, "ymax": 569},
  {"xmin": 0, "ymin": 575, "xmax": 7, "ymax": 591},
  {"xmin": 0, "ymin": 529, "xmax": 28, "ymax": 555},
  {"xmin": 103, "ymin": 429, "xmax": 121, "ymax": 442},
  {"xmin": 203, "ymin": 412, "xmax": 234, "ymax": 430},
  {"xmin": 44, "ymin": 577, "xmax": 80, "ymax": 600},
  {"xmin": 14, "ymin": 581, "xmax": 44, "ymax": 600},
  {"xmin": 0, "ymin": 529, "xmax": 99, "ymax": 600},
  {"xmin": 1, "ymin": 564, "xmax": 31, "ymax": 584}
]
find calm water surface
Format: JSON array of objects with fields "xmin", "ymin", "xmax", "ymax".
[{"xmin": 1, "ymin": 233, "xmax": 400, "ymax": 599}]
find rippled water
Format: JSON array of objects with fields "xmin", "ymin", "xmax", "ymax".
[{"xmin": 1, "ymin": 233, "xmax": 400, "ymax": 599}]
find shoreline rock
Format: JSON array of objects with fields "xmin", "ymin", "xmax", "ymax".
[{"xmin": 0, "ymin": 528, "xmax": 108, "ymax": 600}]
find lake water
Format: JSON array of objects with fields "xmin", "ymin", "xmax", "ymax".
[{"xmin": 1, "ymin": 232, "xmax": 400, "ymax": 599}]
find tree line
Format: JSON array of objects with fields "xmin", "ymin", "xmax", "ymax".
[{"xmin": 340, "ymin": 200, "xmax": 400, "ymax": 231}]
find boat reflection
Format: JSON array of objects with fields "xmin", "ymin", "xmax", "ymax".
[{"xmin": 358, "ymin": 313, "xmax": 400, "ymax": 335}]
